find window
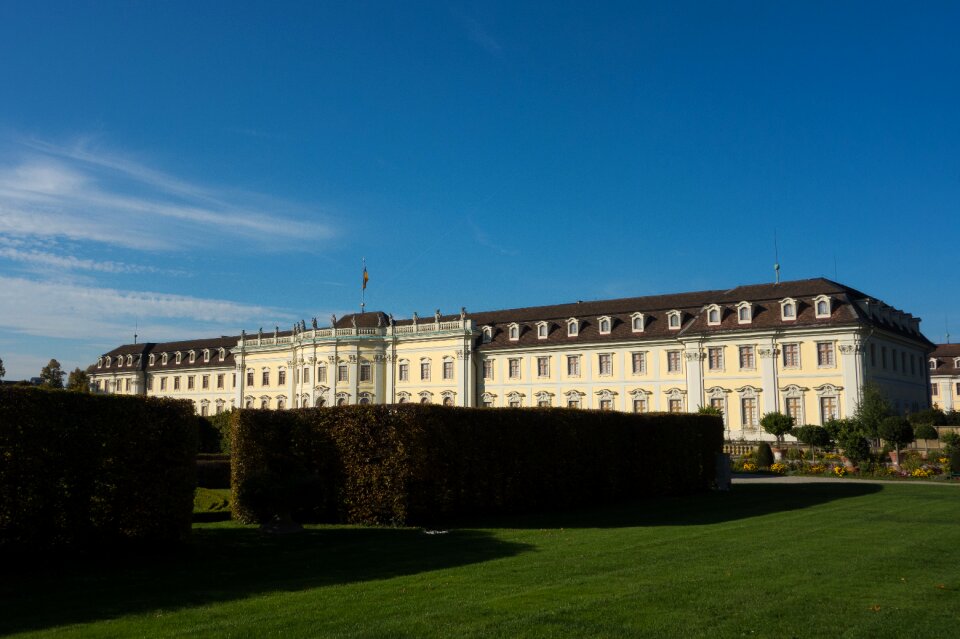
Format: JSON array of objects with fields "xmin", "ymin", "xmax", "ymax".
[
  {"xmin": 245, "ymin": 399, "xmax": 253, "ymax": 409},
  {"xmin": 882, "ymin": 347, "xmax": 887, "ymax": 368},
  {"xmin": 816, "ymin": 342, "xmax": 835, "ymax": 367},
  {"xmin": 247, "ymin": 370, "xmax": 254, "ymax": 386},
  {"xmin": 201, "ymin": 404, "xmax": 208, "ymax": 416},
  {"xmin": 901, "ymin": 352, "xmax": 906, "ymax": 373},
  {"xmin": 781, "ymin": 299, "xmax": 796, "ymax": 320},
  {"xmin": 598, "ymin": 317, "xmax": 611, "ymax": 334},
  {"xmin": 187, "ymin": 376, "xmax": 195, "ymax": 390},
  {"xmin": 891, "ymin": 349, "xmax": 897, "ymax": 371},
  {"xmin": 537, "ymin": 356, "xmax": 549, "ymax": 377},
  {"xmin": 567, "ymin": 355, "xmax": 580, "ymax": 377},
  {"xmin": 482, "ymin": 360, "xmax": 494, "ymax": 380},
  {"xmin": 482, "ymin": 326, "xmax": 492, "ymax": 343},
  {"xmin": 600, "ymin": 399, "xmax": 613, "ymax": 411},
  {"xmin": 278, "ymin": 369, "xmax": 287, "ymax": 385},
  {"xmin": 317, "ymin": 365, "xmax": 327, "ymax": 382},
  {"xmin": 420, "ymin": 360, "xmax": 431, "ymax": 380},
  {"xmin": 173, "ymin": 376, "xmax": 181, "ymax": 391},
  {"xmin": 598, "ymin": 353, "xmax": 612, "ymax": 376},
  {"xmin": 537, "ymin": 322, "xmax": 548, "ymax": 339},
  {"xmin": 739, "ymin": 346, "xmax": 755, "ymax": 370},
  {"xmin": 667, "ymin": 311, "xmax": 681, "ymax": 329},
  {"xmin": 359, "ymin": 397, "xmax": 370, "ymax": 405},
  {"xmin": 631, "ymin": 313, "xmax": 645, "ymax": 332},
  {"xmin": 508, "ymin": 324, "xmax": 519, "ymax": 341},
  {"xmin": 783, "ymin": 343, "xmax": 800, "ymax": 368},
  {"xmin": 160, "ymin": 377, "xmax": 167, "ymax": 391},
  {"xmin": 737, "ymin": 302, "xmax": 752, "ymax": 324},
  {"xmin": 741, "ymin": 398, "xmax": 757, "ymax": 427},
  {"xmin": 710, "ymin": 397, "xmax": 724, "ymax": 414},
  {"xmin": 567, "ymin": 319, "xmax": 579, "ymax": 336},
  {"xmin": 162, "ymin": 353, "xmax": 168, "ymax": 365},
  {"xmin": 217, "ymin": 374, "xmax": 224, "ymax": 389},
  {"xmin": 508, "ymin": 358, "xmax": 521, "ymax": 379},
  {"xmin": 929, "ymin": 358, "xmax": 937, "ymax": 370},
  {"xmin": 303, "ymin": 367, "xmax": 310, "ymax": 384},
  {"xmin": 708, "ymin": 347, "xmax": 723, "ymax": 371},
  {"xmin": 814, "ymin": 296, "xmax": 831, "ymax": 318},
  {"xmin": 509, "ymin": 398, "xmax": 521, "ymax": 408},
  {"xmin": 567, "ymin": 397, "xmax": 580, "ymax": 409},
  {"xmin": 931, "ymin": 383, "xmax": 939, "ymax": 397},
  {"xmin": 360, "ymin": 362, "xmax": 372, "ymax": 382},
  {"xmin": 442, "ymin": 360, "xmax": 453, "ymax": 380},
  {"xmin": 631, "ymin": 352, "xmax": 646, "ymax": 374},
  {"xmin": 443, "ymin": 396, "xmax": 454, "ymax": 406},
  {"xmin": 125, "ymin": 378, "xmax": 130, "ymax": 391},
  {"xmin": 538, "ymin": 398, "xmax": 550, "ymax": 407},
  {"xmin": 203, "ymin": 349, "xmax": 210, "ymax": 363},
  {"xmin": 338, "ymin": 364, "xmax": 349, "ymax": 382},
  {"xmin": 202, "ymin": 375, "xmax": 209, "ymax": 389},
  {"xmin": 148, "ymin": 354, "xmax": 155, "ymax": 366},
  {"xmin": 261, "ymin": 399, "xmax": 269, "ymax": 410},
  {"xmin": 278, "ymin": 397, "xmax": 287, "ymax": 410},
  {"xmin": 667, "ymin": 350, "xmax": 681, "ymax": 373},
  {"xmin": 785, "ymin": 397, "xmax": 801, "ymax": 421},
  {"xmin": 956, "ymin": 383, "xmax": 960, "ymax": 395},
  {"xmin": 633, "ymin": 398, "xmax": 647, "ymax": 413},
  {"xmin": 219, "ymin": 348, "xmax": 226, "ymax": 362},
  {"xmin": 399, "ymin": 362, "xmax": 409, "ymax": 381},
  {"xmin": 189, "ymin": 351, "xmax": 196, "ymax": 364},
  {"xmin": 176, "ymin": 352, "xmax": 182, "ymax": 364},
  {"xmin": 146, "ymin": 376, "xmax": 153, "ymax": 391},
  {"xmin": 871, "ymin": 344, "xmax": 877, "ymax": 367},
  {"xmin": 262, "ymin": 370, "xmax": 270, "ymax": 386},
  {"xmin": 820, "ymin": 396, "xmax": 839, "ymax": 422},
  {"xmin": 910, "ymin": 355, "xmax": 916, "ymax": 375},
  {"xmin": 669, "ymin": 399, "xmax": 683, "ymax": 413},
  {"xmin": 706, "ymin": 305, "xmax": 721, "ymax": 325}
]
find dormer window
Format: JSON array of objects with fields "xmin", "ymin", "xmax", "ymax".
[
  {"xmin": 104, "ymin": 357, "xmax": 110, "ymax": 368},
  {"xmin": 482, "ymin": 326, "xmax": 493, "ymax": 343},
  {"xmin": 175, "ymin": 352, "xmax": 182, "ymax": 365},
  {"xmin": 667, "ymin": 310, "xmax": 682, "ymax": 330},
  {"xmin": 567, "ymin": 318, "xmax": 579, "ymax": 337},
  {"xmin": 706, "ymin": 305, "xmax": 721, "ymax": 326},
  {"xmin": 148, "ymin": 354, "xmax": 155, "ymax": 366},
  {"xmin": 203, "ymin": 349, "xmax": 210, "ymax": 363},
  {"xmin": 598, "ymin": 316, "xmax": 611, "ymax": 335},
  {"xmin": 218, "ymin": 348, "xmax": 226, "ymax": 362},
  {"xmin": 814, "ymin": 295, "xmax": 832, "ymax": 318},
  {"xmin": 126, "ymin": 355, "xmax": 133, "ymax": 366},
  {"xmin": 737, "ymin": 302, "xmax": 753, "ymax": 324},
  {"xmin": 97, "ymin": 357, "xmax": 103, "ymax": 368},
  {"xmin": 955, "ymin": 357, "xmax": 960, "ymax": 368},
  {"xmin": 508, "ymin": 323, "xmax": 520, "ymax": 341},
  {"xmin": 780, "ymin": 298, "xmax": 797, "ymax": 321},
  {"xmin": 162, "ymin": 353, "xmax": 168, "ymax": 365},
  {"xmin": 536, "ymin": 321, "xmax": 549, "ymax": 339},
  {"xmin": 188, "ymin": 350, "xmax": 196, "ymax": 364},
  {"xmin": 116, "ymin": 356, "xmax": 123, "ymax": 368},
  {"xmin": 929, "ymin": 358, "xmax": 937, "ymax": 370},
  {"xmin": 630, "ymin": 313, "xmax": 645, "ymax": 333}
]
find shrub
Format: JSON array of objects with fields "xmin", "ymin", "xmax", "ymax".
[
  {"xmin": 878, "ymin": 416, "xmax": 914, "ymax": 463},
  {"xmin": 0, "ymin": 386, "xmax": 197, "ymax": 550},
  {"xmin": 755, "ymin": 442, "xmax": 774, "ymax": 468},
  {"xmin": 913, "ymin": 423, "xmax": 938, "ymax": 442},
  {"xmin": 231, "ymin": 406, "xmax": 723, "ymax": 526},
  {"xmin": 839, "ymin": 434, "xmax": 870, "ymax": 465},
  {"xmin": 196, "ymin": 454, "xmax": 231, "ymax": 488},
  {"xmin": 760, "ymin": 412, "xmax": 794, "ymax": 444}
]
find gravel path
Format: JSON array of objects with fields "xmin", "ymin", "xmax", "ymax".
[{"xmin": 732, "ymin": 474, "xmax": 960, "ymax": 487}]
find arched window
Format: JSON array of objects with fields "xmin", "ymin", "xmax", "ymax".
[
  {"xmin": 482, "ymin": 326, "xmax": 493, "ymax": 343},
  {"xmin": 567, "ymin": 319, "xmax": 579, "ymax": 336},
  {"xmin": 442, "ymin": 396, "xmax": 453, "ymax": 406},
  {"xmin": 707, "ymin": 306, "xmax": 721, "ymax": 325},
  {"xmin": 598, "ymin": 317, "xmax": 611, "ymax": 334},
  {"xmin": 508, "ymin": 323, "xmax": 519, "ymax": 341}
]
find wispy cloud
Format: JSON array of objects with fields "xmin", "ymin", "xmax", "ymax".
[
  {"xmin": 0, "ymin": 137, "xmax": 336, "ymax": 251},
  {"xmin": 0, "ymin": 242, "xmax": 184, "ymax": 275},
  {"xmin": 0, "ymin": 275, "xmax": 293, "ymax": 341},
  {"xmin": 466, "ymin": 217, "xmax": 519, "ymax": 256}
]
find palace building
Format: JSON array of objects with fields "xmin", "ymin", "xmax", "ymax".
[
  {"xmin": 87, "ymin": 277, "xmax": 935, "ymax": 440},
  {"xmin": 929, "ymin": 344, "xmax": 960, "ymax": 412}
]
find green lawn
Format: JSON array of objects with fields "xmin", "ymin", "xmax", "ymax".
[{"xmin": 3, "ymin": 482, "xmax": 958, "ymax": 638}]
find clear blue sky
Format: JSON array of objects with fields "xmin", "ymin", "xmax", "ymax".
[{"xmin": 0, "ymin": 1, "xmax": 957, "ymax": 379}]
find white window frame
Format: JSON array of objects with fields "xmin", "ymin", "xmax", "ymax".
[
  {"xmin": 598, "ymin": 353, "xmax": 612, "ymax": 376},
  {"xmin": 536, "ymin": 321, "xmax": 549, "ymax": 339},
  {"xmin": 597, "ymin": 316, "xmax": 611, "ymax": 335},
  {"xmin": 667, "ymin": 310, "xmax": 682, "ymax": 330},
  {"xmin": 631, "ymin": 351, "xmax": 646, "ymax": 375},
  {"xmin": 482, "ymin": 326, "xmax": 493, "ymax": 343},
  {"xmin": 630, "ymin": 312, "xmax": 645, "ymax": 333},
  {"xmin": 706, "ymin": 305, "xmax": 721, "ymax": 326},
  {"xmin": 567, "ymin": 318, "xmax": 579, "ymax": 337},
  {"xmin": 780, "ymin": 298, "xmax": 797, "ymax": 321},
  {"xmin": 536, "ymin": 356, "xmax": 550, "ymax": 378},
  {"xmin": 736, "ymin": 301, "xmax": 752, "ymax": 324},
  {"xmin": 813, "ymin": 295, "xmax": 832, "ymax": 318},
  {"xmin": 508, "ymin": 323, "xmax": 520, "ymax": 341}
]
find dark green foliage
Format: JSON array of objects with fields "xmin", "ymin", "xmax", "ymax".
[
  {"xmin": 794, "ymin": 425, "xmax": 831, "ymax": 448},
  {"xmin": 231, "ymin": 406, "xmax": 723, "ymax": 526},
  {"xmin": 755, "ymin": 442, "xmax": 774, "ymax": 468},
  {"xmin": 823, "ymin": 417, "xmax": 859, "ymax": 443},
  {"xmin": 760, "ymin": 412, "xmax": 794, "ymax": 443},
  {"xmin": 39, "ymin": 358, "xmax": 64, "ymax": 389},
  {"xmin": 198, "ymin": 410, "xmax": 235, "ymax": 454},
  {"xmin": 839, "ymin": 434, "xmax": 870, "ymax": 464},
  {"xmin": 196, "ymin": 454, "xmax": 231, "ymax": 488},
  {"xmin": 66, "ymin": 367, "xmax": 90, "ymax": 392},
  {"xmin": 0, "ymin": 386, "xmax": 197, "ymax": 550},
  {"xmin": 854, "ymin": 383, "xmax": 892, "ymax": 438},
  {"xmin": 697, "ymin": 405, "xmax": 723, "ymax": 417},
  {"xmin": 912, "ymin": 423, "xmax": 938, "ymax": 441},
  {"xmin": 878, "ymin": 417, "xmax": 914, "ymax": 460},
  {"xmin": 908, "ymin": 408, "xmax": 946, "ymax": 427}
]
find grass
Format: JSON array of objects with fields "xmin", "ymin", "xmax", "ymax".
[{"xmin": 3, "ymin": 482, "xmax": 959, "ymax": 638}]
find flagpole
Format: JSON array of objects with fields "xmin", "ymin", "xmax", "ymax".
[{"xmin": 361, "ymin": 257, "xmax": 366, "ymax": 314}]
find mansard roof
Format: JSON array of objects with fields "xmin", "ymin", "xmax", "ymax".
[
  {"xmin": 930, "ymin": 344, "xmax": 960, "ymax": 375},
  {"xmin": 93, "ymin": 335, "xmax": 239, "ymax": 373}
]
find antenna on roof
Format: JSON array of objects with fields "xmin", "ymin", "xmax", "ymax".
[
  {"xmin": 833, "ymin": 254, "xmax": 838, "ymax": 281},
  {"xmin": 947, "ymin": 316, "xmax": 951, "ymax": 344},
  {"xmin": 773, "ymin": 229, "xmax": 780, "ymax": 284}
]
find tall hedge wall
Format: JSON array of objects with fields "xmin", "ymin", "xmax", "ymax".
[
  {"xmin": 0, "ymin": 386, "xmax": 197, "ymax": 550},
  {"xmin": 232, "ymin": 406, "xmax": 723, "ymax": 526}
]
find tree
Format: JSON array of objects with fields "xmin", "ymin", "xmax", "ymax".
[
  {"xmin": 39, "ymin": 359, "xmax": 65, "ymax": 388},
  {"xmin": 854, "ymin": 383, "xmax": 893, "ymax": 440},
  {"xmin": 839, "ymin": 433, "xmax": 870, "ymax": 466},
  {"xmin": 823, "ymin": 417, "xmax": 860, "ymax": 444},
  {"xmin": 760, "ymin": 411, "xmax": 794, "ymax": 445},
  {"xmin": 878, "ymin": 416, "xmax": 914, "ymax": 467},
  {"xmin": 0, "ymin": 355, "xmax": 5, "ymax": 381},
  {"xmin": 66, "ymin": 367, "xmax": 90, "ymax": 392},
  {"xmin": 912, "ymin": 423, "xmax": 938, "ymax": 442},
  {"xmin": 794, "ymin": 425, "xmax": 831, "ymax": 462}
]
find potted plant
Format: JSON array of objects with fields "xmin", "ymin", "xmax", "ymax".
[{"xmin": 760, "ymin": 412, "xmax": 794, "ymax": 460}]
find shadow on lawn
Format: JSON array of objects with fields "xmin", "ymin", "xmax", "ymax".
[
  {"xmin": 448, "ymin": 481, "xmax": 885, "ymax": 530},
  {"xmin": 0, "ymin": 526, "xmax": 532, "ymax": 635}
]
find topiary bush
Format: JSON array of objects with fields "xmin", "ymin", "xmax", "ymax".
[
  {"xmin": 231, "ymin": 406, "xmax": 724, "ymax": 526},
  {"xmin": 755, "ymin": 442, "xmax": 774, "ymax": 468},
  {"xmin": 0, "ymin": 386, "xmax": 197, "ymax": 551}
]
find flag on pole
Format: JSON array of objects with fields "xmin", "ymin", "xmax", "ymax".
[{"xmin": 362, "ymin": 266, "xmax": 369, "ymax": 290}]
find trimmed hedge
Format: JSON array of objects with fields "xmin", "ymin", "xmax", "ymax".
[
  {"xmin": 232, "ymin": 405, "xmax": 723, "ymax": 526},
  {"xmin": 0, "ymin": 386, "xmax": 197, "ymax": 550}
]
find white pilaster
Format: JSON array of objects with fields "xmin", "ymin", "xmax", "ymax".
[{"xmin": 758, "ymin": 346, "xmax": 780, "ymax": 414}]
